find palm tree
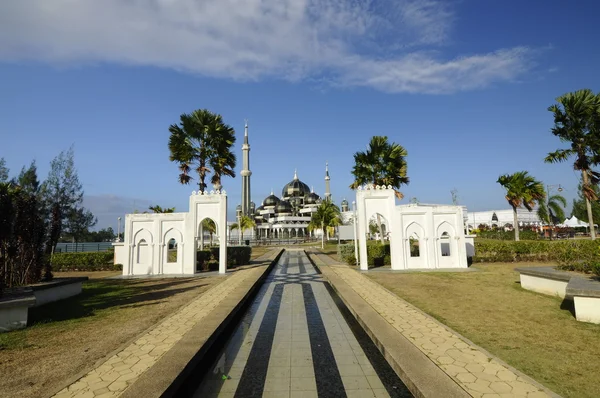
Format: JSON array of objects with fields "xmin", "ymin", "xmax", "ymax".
[
  {"xmin": 168, "ymin": 109, "xmax": 237, "ymax": 192},
  {"xmin": 202, "ymin": 218, "xmax": 217, "ymax": 246},
  {"xmin": 537, "ymin": 191, "xmax": 567, "ymax": 239},
  {"xmin": 497, "ymin": 171, "xmax": 545, "ymax": 241},
  {"xmin": 545, "ymin": 89, "xmax": 600, "ymax": 240},
  {"xmin": 230, "ymin": 215, "xmax": 256, "ymax": 242},
  {"xmin": 308, "ymin": 199, "xmax": 341, "ymax": 249},
  {"xmin": 350, "ymin": 136, "xmax": 409, "ymax": 243},
  {"xmin": 148, "ymin": 205, "xmax": 175, "ymax": 213}
]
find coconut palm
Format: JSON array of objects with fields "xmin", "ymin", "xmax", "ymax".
[
  {"xmin": 230, "ymin": 215, "xmax": 256, "ymax": 242},
  {"xmin": 201, "ymin": 218, "xmax": 217, "ymax": 246},
  {"xmin": 308, "ymin": 199, "xmax": 341, "ymax": 249},
  {"xmin": 545, "ymin": 89, "xmax": 600, "ymax": 239},
  {"xmin": 168, "ymin": 109, "xmax": 237, "ymax": 192},
  {"xmin": 497, "ymin": 171, "xmax": 545, "ymax": 241},
  {"xmin": 148, "ymin": 205, "xmax": 175, "ymax": 213},
  {"xmin": 350, "ymin": 136, "xmax": 409, "ymax": 243},
  {"xmin": 537, "ymin": 191, "xmax": 567, "ymax": 239}
]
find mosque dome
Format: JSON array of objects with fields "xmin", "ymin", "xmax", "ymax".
[
  {"xmin": 263, "ymin": 193, "xmax": 281, "ymax": 207},
  {"xmin": 305, "ymin": 192, "xmax": 321, "ymax": 205},
  {"xmin": 282, "ymin": 170, "xmax": 310, "ymax": 198},
  {"xmin": 341, "ymin": 199, "xmax": 349, "ymax": 206},
  {"xmin": 275, "ymin": 200, "xmax": 292, "ymax": 214}
]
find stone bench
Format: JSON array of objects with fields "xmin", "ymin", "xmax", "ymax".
[
  {"xmin": 566, "ymin": 277, "xmax": 600, "ymax": 324},
  {"xmin": 0, "ymin": 277, "xmax": 88, "ymax": 333},
  {"xmin": 516, "ymin": 267, "xmax": 600, "ymax": 324}
]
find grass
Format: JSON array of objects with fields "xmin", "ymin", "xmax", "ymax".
[
  {"xmin": 0, "ymin": 275, "xmax": 223, "ymax": 398},
  {"xmin": 366, "ymin": 262, "xmax": 600, "ymax": 398}
]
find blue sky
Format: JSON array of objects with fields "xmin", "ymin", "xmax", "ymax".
[{"xmin": 0, "ymin": 1, "xmax": 598, "ymax": 230}]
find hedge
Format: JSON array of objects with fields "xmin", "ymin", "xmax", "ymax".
[
  {"xmin": 51, "ymin": 252, "xmax": 120, "ymax": 271},
  {"xmin": 475, "ymin": 230, "xmax": 539, "ymax": 241},
  {"xmin": 196, "ymin": 246, "xmax": 252, "ymax": 271},
  {"xmin": 338, "ymin": 242, "xmax": 390, "ymax": 267}
]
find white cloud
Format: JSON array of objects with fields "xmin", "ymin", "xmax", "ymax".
[{"xmin": 0, "ymin": 0, "xmax": 535, "ymax": 93}]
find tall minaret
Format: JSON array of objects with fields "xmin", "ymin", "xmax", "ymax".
[
  {"xmin": 240, "ymin": 121, "xmax": 252, "ymax": 215},
  {"xmin": 324, "ymin": 162, "xmax": 331, "ymax": 201}
]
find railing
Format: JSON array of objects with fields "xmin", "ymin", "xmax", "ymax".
[
  {"xmin": 226, "ymin": 237, "xmax": 320, "ymax": 246},
  {"xmin": 54, "ymin": 242, "xmax": 114, "ymax": 253}
]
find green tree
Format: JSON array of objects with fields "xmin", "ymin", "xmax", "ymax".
[
  {"xmin": 230, "ymin": 215, "xmax": 255, "ymax": 242},
  {"xmin": 497, "ymin": 171, "xmax": 545, "ymax": 241},
  {"xmin": 64, "ymin": 207, "xmax": 97, "ymax": 243},
  {"xmin": 42, "ymin": 146, "xmax": 84, "ymax": 256},
  {"xmin": 308, "ymin": 199, "xmax": 341, "ymax": 249},
  {"xmin": 168, "ymin": 109, "xmax": 237, "ymax": 191},
  {"xmin": 545, "ymin": 89, "xmax": 600, "ymax": 239},
  {"xmin": 571, "ymin": 180, "xmax": 600, "ymax": 225},
  {"xmin": 350, "ymin": 136, "xmax": 409, "ymax": 243},
  {"xmin": 537, "ymin": 190, "xmax": 567, "ymax": 238},
  {"xmin": 202, "ymin": 218, "xmax": 217, "ymax": 246},
  {"xmin": 16, "ymin": 160, "xmax": 41, "ymax": 194},
  {"xmin": 148, "ymin": 205, "xmax": 175, "ymax": 213},
  {"xmin": 0, "ymin": 158, "xmax": 10, "ymax": 183}
]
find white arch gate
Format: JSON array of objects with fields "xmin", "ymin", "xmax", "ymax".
[
  {"xmin": 355, "ymin": 185, "xmax": 468, "ymax": 271},
  {"xmin": 116, "ymin": 190, "xmax": 229, "ymax": 276}
]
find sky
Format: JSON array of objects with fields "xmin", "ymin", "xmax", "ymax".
[{"xmin": 0, "ymin": 0, "xmax": 599, "ymax": 231}]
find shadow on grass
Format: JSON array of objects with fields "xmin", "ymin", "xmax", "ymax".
[
  {"xmin": 27, "ymin": 278, "xmax": 209, "ymax": 326},
  {"xmin": 560, "ymin": 299, "xmax": 576, "ymax": 318}
]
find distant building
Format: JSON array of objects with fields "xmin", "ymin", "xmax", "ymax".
[{"xmin": 466, "ymin": 209, "xmax": 542, "ymax": 229}]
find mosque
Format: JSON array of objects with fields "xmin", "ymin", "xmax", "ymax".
[{"xmin": 235, "ymin": 123, "xmax": 348, "ymax": 239}]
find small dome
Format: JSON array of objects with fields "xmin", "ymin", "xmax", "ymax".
[
  {"xmin": 275, "ymin": 200, "xmax": 292, "ymax": 214},
  {"xmin": 341, "ymin": 199, "xmax": 349, "ymax": 206},
  {"xmin": 263, "ymin": 194, "xmax": 281, "ymax": 207},
  {"xmin": 256, "ymin": 205, "xmax": 264, "ymax": 212},
  {"xmin": 236, "ymin": 204, "xmax": 242, "ymax": 211},
  {"xmin": 282, "ymin": 170, "xmax": 310, "ymax": 198},
  {"xmin": 305, "ymin": 192, "xmax": 321, "ymax": 205}
]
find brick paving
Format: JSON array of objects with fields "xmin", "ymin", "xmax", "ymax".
[
  {"xmin": 311, "ymin": 252, "xmax": 557, "ymax": 398},
  {"xmin": 52, "ymin": 265, "xmax": 267, "ymax": 398}
]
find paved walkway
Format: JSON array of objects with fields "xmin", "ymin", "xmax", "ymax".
[
  {"xmin": 52, "ymin": 260, "xmax": 271, "ymax": 398},
  {"xmin": 195, "ymin": 249, "xmax": 412, "ymax": 398},
  {"xmin": 312, "ymin": 252, "xmax": 557, "ymax": 398}
]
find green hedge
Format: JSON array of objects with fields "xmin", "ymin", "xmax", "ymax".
[
  {"xmin": 51, "ymin": 252, "xmax": 119, "ymax": 271},
  {"xmin": 338, "ymin": 243, "xmax": 390, "ymax": 267},
  {"xmin": 196, "ymin": 246, "xmax": 252, "ymax": 271},
  {"xmin": 475, "ymin": 230, "xmax": 539, "ymax": 241}
]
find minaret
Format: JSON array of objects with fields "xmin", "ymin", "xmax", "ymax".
[
  {"xmin": 324, "ymin": 162, "xmax": 331, "ymax": 201},
  {"xmin": 240, "ymin": 121, "xmax": 252, "ymax": 215}
]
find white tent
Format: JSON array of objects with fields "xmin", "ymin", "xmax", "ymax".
[{"xmin": 561, "ymin": 216, "xmax": 597, "ymax": 228}]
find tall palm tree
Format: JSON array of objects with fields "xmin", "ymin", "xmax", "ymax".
[
  {"xmin": 537, "ymin": 191, "xmax": 567, "ymax": 239},
  {"xmin": 148, "ymin": 205, "xmax": 175, "ymax": 213},
  {"xmin": 230, "ymin": 215, "xmax": 256, "ymax": 242},
  {"xmin": 545, "ymin": 89, "xmax": 600, "ymax": 240},
  {"xmin": 308, "ymin": 199, "xmax": 341, "ymax": 249},
  {"xmin": 202, "ymin": 218, "xmax": 217, "ymax": 246},
  {"xmin": 168, "ymin": 109, "xmax": 237, "ymax": 192},
  {"xmin": 497, "ymin": 171, "xmax": 545, "ymax": 241},
  {"xmin": 350, "ymin": 136, "xmax": 409, "ymax": 243}
]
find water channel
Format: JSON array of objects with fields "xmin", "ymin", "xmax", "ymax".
[{"xmin": 194, "ymin": 249, "xmax": 412, "ymax": 397}]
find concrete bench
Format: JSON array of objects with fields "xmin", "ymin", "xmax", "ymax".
[
  {"xmin": 566, "ymin": 277, "xmax": 600, "ymax": 324},
  {"xmin": 516, "ymin": 267, "xmax": 600, "ymax": 324},
  {"xmin": 515, "ymin": 266, "xmax": 571, "ymax": 298}
]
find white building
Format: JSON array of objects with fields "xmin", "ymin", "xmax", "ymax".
[{"xmin": 466, "ymin": 209, "xmax": 542, "ymax": 229}]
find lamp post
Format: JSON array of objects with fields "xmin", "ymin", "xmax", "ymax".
[
  {"xmin": 117, "ymin": 217, "xmax": 122, "ymax": 242},
  {"xmin": 352, "ymin": 201, "xmax": 359, "ymax": 266},
  {"xmin": 546, "ymin": 184, "xmax": 563, "ymax": 238}
]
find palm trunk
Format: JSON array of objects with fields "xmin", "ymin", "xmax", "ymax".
[
  {"xmin": 513, "ymin": 206, "xmax": 520, "ymax": 241},
  {"xmin": 583, "ymin": 171, "xmax": 596, "ymax": 240},
  {"xmin": 321, "ymin": 222, "xmax": 325, "ymax": 249},
  {"xmin": 376, "ymin": 214, "xmax": 385, "ymax": 244}
]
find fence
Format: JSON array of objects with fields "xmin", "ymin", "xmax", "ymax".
[{"xmin": 54, "ymin": 242, "xmax": 114, "ymax": 253}]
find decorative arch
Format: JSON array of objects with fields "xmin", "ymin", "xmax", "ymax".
[
  {"xmin": 163, "ymin": 228, "xmax": 184, "ymax": 274},
  {"xmin": 436, "ymin": 221, "xmax": 457, "ymax": 267},
  {"xmin": 405, "ymin": 221, "xmax": 427, "ymax": 268},
  {"xmin": 131, "ymin": 228, "xmax": 154, "ymax": 275}
]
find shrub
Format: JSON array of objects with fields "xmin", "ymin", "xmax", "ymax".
[
  {"xmin": 51, "ymin": 252, "xmax": 117, "ymax": 271},
  {"xmin": 337, "ymin": 242, "xmax": 391, "ymax": 267},
  {"xmin": 197, "ymin": 246, "xmax": 252, "ymax": 271},
  {"xmin": 476, "ymin": 230, "xmax": 540, "ymax": 241},
  {"xmin": 338, "ymin": 244, "xmax": 356, "ymax": 265}
]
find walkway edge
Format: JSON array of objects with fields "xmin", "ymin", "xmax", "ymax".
[
  {"xmin": 306, "ymin": 250, "xmax": 469, "ymax": 398},
  {"xmin": 121, "ymin": 248, "xmax": 284, "ymax": 398}
]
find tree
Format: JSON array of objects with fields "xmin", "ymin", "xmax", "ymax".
[
  {"xmin": 308, "ymin": 199, "xmax": 341, "ymax": 249},
  {"xmin": 230, "ymin": 215, "xmax": 255, "ymax": 242},
  {"xmin": 65, "ymin": 207, "xmax": 97, "ymax": 243},
  {"xmin": 537, "ymin": 190, "xmax": 566, "ymax": 238},
  {"xmin": 148, "ymin": 205, "xmax": 175, "ymax": 213},
  {"xmin": 168, "ymin": 109, "xmax": 237, "ymax": 191},
  {"xmin": 16, "ymin": 161, "xmax": 41, "ymax": 194},
  {"xmin": 0, "ymin": 158, "xmax": 10, "ymax": 183},
  {"xmin": 42, "ymin": 146, "xmax": 84, "ymax": 255},
  {"xmin": 497, "ymin": 171, "xmax": 545, "ymax": 241},
  {"xmin": 202, "ymin": 218, "xmax": 217, "ymax": 246},
  {"xmin": 350, "ymin": 136, "xmax": 409, "ymax": 243},
  {"xmin": 545, "ymin": 89, "xmax": 600, "ymax": 239},
  {"xmin": 571, "ymin": 180, "xmax": 600, "ymax": 224}
]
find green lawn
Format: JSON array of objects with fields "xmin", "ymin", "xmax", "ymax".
[{"xmin": 366, "ymin": 263, "xmax": 600, "ymax": 398}]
